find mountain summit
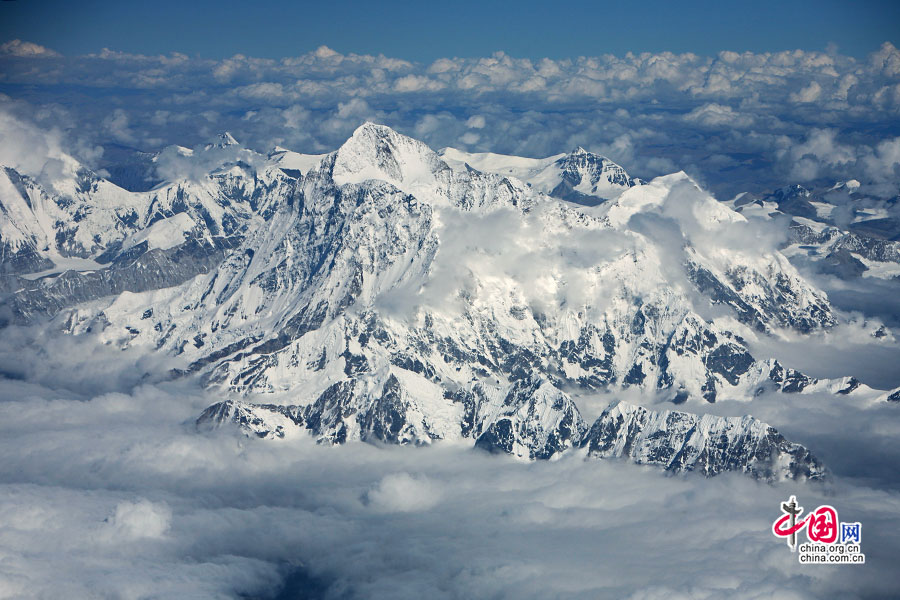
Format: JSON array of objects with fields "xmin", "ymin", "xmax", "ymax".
[{"xmin": 440, "ymin": 145, "xmax": 640, "ymax": 205}]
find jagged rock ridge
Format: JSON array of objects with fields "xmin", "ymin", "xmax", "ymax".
[
  {"xmin": 198, "ymin": 395, "xmax": 825, "ymax": 481},
  {"xmin": 439, "ymin": 145, "xmax": 641, "ymax": 205},
  {"xmin": 0, "ymin": 137, "xmax": 295, "ymax": 322},
  {"xmin": 582, "ymin": 401, "xmax": 826, "ymax": 481}
]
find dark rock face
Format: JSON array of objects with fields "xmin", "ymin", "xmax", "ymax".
[
  {"xmin": 1, "ymin": 237, "xmax": 240, "ymax": 324},
  {"xmin": 547, "ymin": 149, "xmax": 639, "ymax": 205},
  {"xmin": 764, "ymin": 185, "xmax": 818, "ymax": 220},
  {"xmin": 821, "ymin": 249, "xmax": 869, "ymax": 279},
  {"xmin": 685, "ymin": 259, "xmax": 835, "ymax": 334},
  {"xmin": 198, "ymin": 373, "xmax": 586, "ymax": 460},
  {"xmin": 365, "ymin": 375, "xmax": 414, "ymax": 443},
  {"xmin": 848, "ymin": 217, "xmax": 900, "ymax": 242},
  {"xmin": 743, "ymin": 182, "xmax": 900, "ymax": 289},
  {"xmin": 472, "ymin": 377, "xmax": 587, "ymax": 459},
  {"xmin": 0, "ymin": 244, "xmax": 54, "ymax": 278},
  {"xmin": 0, "ymin": 158, "xmax": 297, "ymax": 324},
  {"xmin": 301, "ymin": 380, "xmax": 358, "ymax": 444},
  {"xmin": 767, "ymin": 361, "xmax": 816, "ymax": 393},
  {"xmin": 197, "ymin": 400, "xmax": 304, "ymax": 439},
  {"xmin": 581, "ymin": 401, "xmax": 827, "ymax": 482},
  {"xmin": 788, "ymin": 222, "xmax": 900, "ymax": 278},
  {"xmin": 557, "ymin": 149, "xmax": 638, "ymax": 190},
  {"xmin": 198, "ymin": 394, "xmax": 828, "ymax": 482}
]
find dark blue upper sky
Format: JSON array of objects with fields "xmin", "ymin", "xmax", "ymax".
[{"xmin": 2, "ymin": 0, "xmax": 898, "ymax": 60}]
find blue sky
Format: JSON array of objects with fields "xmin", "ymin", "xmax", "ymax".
[{"xmin": 1, "ymin": 0, "xmax": 898, "ymax": 60}]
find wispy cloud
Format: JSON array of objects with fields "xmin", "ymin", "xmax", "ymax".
[{"xmin": 0, "ymin": 39, "xmax": 60, "ymax": 58}]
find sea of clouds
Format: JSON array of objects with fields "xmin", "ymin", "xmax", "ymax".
[
  {"xmin": 0, "ymin": 318, "xmax": 899, "ymax": 598},
  {"xmin": 1, "ymin": 39, "xmax": 900, "ymax": 199}
]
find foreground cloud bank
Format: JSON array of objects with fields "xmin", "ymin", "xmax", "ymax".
[
  {"xmin": 1, "ymin": 365, "xmax": 899, "ymax": 598},
  {"xmin": 1, "ymin": 40, "xmax": 900, "ymax": 198}
]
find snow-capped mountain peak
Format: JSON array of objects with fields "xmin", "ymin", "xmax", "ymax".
[
  {"xmin": 206, "ymin": 131, "xmax": 240, "ymax": 149},
  {"xmin": 439, "ymin": 145, "xmax": 639, "ymax": 205},
  {"xmin": 582, "ymin": 401, "xmax": 826, "ymax": 481},
  {"xmin": 604, "ymin": 170, "xmax": 742, "ymax": 230},
  {"xmin": 331, "ymin": 122, "xmax": 451, "ymax": 192}
]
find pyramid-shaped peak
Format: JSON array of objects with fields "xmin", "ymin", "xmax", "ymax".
[
  {"xmin": 333, "ymin": 122, "xmax": 448, "ymax": 191},
  {"xmin": 557, "ymin": 148, "xmax": 618, "ymax": 170},
  {"xmin": 339, "ymin": 122, "xmax": 430, "ymax": 156},
  {"xmin": 206, "ymin": 131, "xmax": 240, "ymax": 149},
  {"xmin": 346, "ymin": 121, "xmax": 411, "ymax": 143},
  {"xmin": 565, "ymin": 147, "xmax": 614, "ymax": 163},
  {"xmin": 356, "ymin": 121, "xmax": 389, "ymax": 132}
]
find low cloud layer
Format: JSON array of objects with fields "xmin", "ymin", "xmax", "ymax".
[
  {"xmin": 1, "ymin": 41, "xmax": 900, "ymax": 198},
  {"xmin": 0, "ymin": 326, "xmax": 898, "ymax": 598}
]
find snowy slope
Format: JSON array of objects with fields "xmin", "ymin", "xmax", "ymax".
[
  {"xmin": 440, "ymin": 146, "xmax": 641, "ymax": 205},
  {"xmin": 582, "ymin": 401, "xmax": 826, "ymax": 481},
  {"xmin": 0, "ymin": 136, "xmax": 299, "ymax": 320},
  {"xmin": 46, "ymin": 124, "xmax": 872, "ymax": 469},
  {"xmin": 0, "ymin": 134, "xmax": 291, "ymax": 273},
  {"xmin": 268, "ymin": 147, "xmax": 327, "ymax": 177},
  {"xmin": 729, "ymin": 182, "xmax": 900, "ymax": 281}
]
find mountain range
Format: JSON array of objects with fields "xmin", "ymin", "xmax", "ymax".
[{"xmin": 2, "ymin": 122, "xmax": 898, "ymax": 480}]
